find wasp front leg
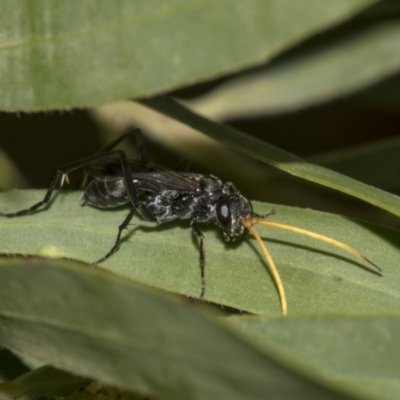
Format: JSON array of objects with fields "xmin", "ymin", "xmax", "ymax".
[{"xmin": 190, "ymin": 219, "xmax": 206, "ymax": 300}]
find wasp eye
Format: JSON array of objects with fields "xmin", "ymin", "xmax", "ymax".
[{"xmin": 216, "ymin": 199, "xmax": 231, "ymax": 227}]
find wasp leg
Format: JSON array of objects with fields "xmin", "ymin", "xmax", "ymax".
[
  {"xmin": 0, "ymin": 149, "xmax": 138, "ymax": 217},
  {"xmin": 0, "ymin": 169, "xmax": 66, "ymax": 217},
  {"xmin": 191, "ymin": 220, "xmax": 206, "ymax": 300},
  {"xmin": 95, "ymin": 127, "xmax": 148, "ymax": 163},
  {"xmin": 0, "ymin": 130, "xmax": 156, "ymax": 222},
  {"xmin": 0, "ymin": 129, "xmax": 147, "ymax": 217},
  {"xmin": 94, "ymin": 207, "xmax": 137, "ymax": 264},
  {"xmin": 132, "ymin": 128, "xmax": 149, "ymax": 164},
  {"xmin": 94, "ymin": 180, "xmax": 156, "ymax": 265},
  {"xmin": 90, "ymin": 131, "xmax": 155, "ymax": 221},
  {"xmin": 92, "ymin": 128, "xmax": 143, "ymax": 155}
]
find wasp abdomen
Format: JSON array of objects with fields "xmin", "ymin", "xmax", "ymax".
[{"xmin": 81, "ymin": 178, "xmax": 128, "ymax": 208}]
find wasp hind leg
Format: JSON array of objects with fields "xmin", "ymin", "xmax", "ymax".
[{"xmin": 0, "ymin": 128, "xmax": 147, "ymax": 218}]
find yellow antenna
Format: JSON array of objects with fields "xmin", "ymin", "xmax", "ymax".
[
  {"xmin": 241, "ymin": 216, "xmax": 382, "ymax": 316},
  {"xmin": 241, "ymin": 218, "xmax": 287, "ymax": 315}
]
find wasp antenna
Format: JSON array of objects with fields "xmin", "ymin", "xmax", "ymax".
[
  {"xmin": 250, "ymin": 218, "xmax": 382, "ymax": 273},
  {"xmin": 241, "ymin": 218, "xmax": 287, "ymax": 316}
]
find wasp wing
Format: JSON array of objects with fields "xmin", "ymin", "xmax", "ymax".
[{"xmin": 83, "ymin": 159, "xmax": 198, "ymax": 193}]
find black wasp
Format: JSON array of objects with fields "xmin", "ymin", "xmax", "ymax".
[
  {"xmin": 0, "ymin": 128, "xmax": 381, "ymax": 315},
  {"xmin": 0, "ymin": 129, "xmax": 272, "ymax": 299}
]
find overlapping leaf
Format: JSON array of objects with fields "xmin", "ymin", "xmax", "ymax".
[
  {"xmin": 0, "ymin": 258, "xmax": 350, "ymax": 400},
  {"xmin": 0, "ymin": 0, "xmax": 380, "ymax": 111}
]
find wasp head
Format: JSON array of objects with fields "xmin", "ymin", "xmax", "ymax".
[{"xmin": 215, "ymin": 193, "xmax": 253, "ymax": 241}]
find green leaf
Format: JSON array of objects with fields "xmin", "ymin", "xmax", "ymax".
[
  {"xmin": 0, "ymin": 365, "xmax": 91, "ymax": 399},
  {"xmin": 0, "ymin": 258, "xmax": 353, "ymax": 400},
  {"xmin": 140, "ymin": 96, "xmax": 400, "ymax": 218},
  {"xmin": 312, "ymin": 136, "xmax": 400, "ymax": 192},
  {"xmin": 229, "ymin": 315, "xmax": 400, "ymax": 400},
  {"xmin": 0, "ymin": 190, "xmax": 398, "ymax": 316},
  {"xmin": 0, "ymin": 0, "xmax": 379, "ymax": 111},
  {"xmin": 185, "ymin": 15, "xmax": 400, "ymax": 118}
]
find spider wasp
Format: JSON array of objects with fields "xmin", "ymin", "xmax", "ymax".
[{"xmin": 0, "ymin": 129, "xmax": 381, "ymax": 314}]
